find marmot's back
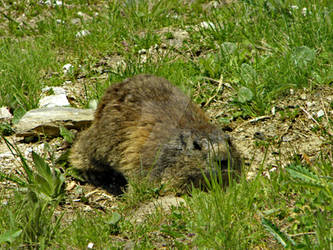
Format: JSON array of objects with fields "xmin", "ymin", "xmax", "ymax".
[{"xmin": 70, "ymin": 75, "xmax": 241, "ymax": 193}]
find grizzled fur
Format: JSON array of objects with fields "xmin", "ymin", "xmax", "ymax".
[{"xmin": 70, "ymin": 75, "xmax": 241, "ymax": 194}]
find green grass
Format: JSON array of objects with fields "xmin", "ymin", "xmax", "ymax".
[{"xmin": 0, "ymin": 0, "xmax": 332, "ymax": 248}]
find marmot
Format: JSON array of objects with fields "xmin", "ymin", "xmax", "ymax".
[{"xmin": 70, "ymin": 74, "xmax": 241, "ymax": 194}]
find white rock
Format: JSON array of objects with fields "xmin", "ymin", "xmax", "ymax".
[
  {"xmin": 306, "ymin": 101, "xmax": 314, "ymax": 107},
  {"xmin": 71, "ymin": 18, "xmax": 81, "ymax": 25},
  {"xmin": 43, "ymin": 0, "xmax": 62, "ymax": 6},
  {"xmin": 200, "ymin": 21, "xmax": 215, "ymax": 29},
  {"xmin": 326, "ymin": 95, "xmax": 333, "ymax": 102},
  {"xmin": 317, "ymin": 110, "xmax": 324, "ymax": 118},
  {"xmin": 0, "ymin": 152, "xmax": 14, "ymax": 160},
  {"xmin": 302, "ymin": 7, "xmax": 307, "ymax": 16},
  {"xmin": 56, "ymin": 19, "xmax": 65, "ymax": 24},
  {"xmin": 63, "ymin": 63, "xmax": 74, "ymax": 74},
  {"xmin": 224, "ymin": 82, "xmax": 232, "ymax": 88},
  {"xmin": 130, "ymin": 196, "xmax": 186, "ymax": 224},
  {"xmin": 25, "ymin": 147, "xmax": 33, "ymax": 157},
  {"xmin": 0, "ymin": 107, "xmax": 12, "ymax": 121},
  {"xmin": 138, "ymin": 48, "xmax": 146, "ymax": 54},
  {"xmin": 140, "ymin": 55, "xmax": 147, "ymax": 63},
  {"xmin": 269, "ymin": 167, "xmax": 277, "ymax": 172},
  {"xmin": 42, "ymin": 86, "xmax": 66, "ymax": 95},
  {"xmin": 88, "ymin": 99, "xmax": 98, "ymax": 110},
  {"xmin": 39, "ymin": 94, "xmax": 70, "ymax": 108},
  {"xmin": 76, "ymin": 30, "xmax": 90, "ymax": 38},
  {"xmin": 63, "ymin": 80, "xmax": 72, "ymax": 85},
  {"xmin": 87, "ymin": 242, "xmax": 94, "ymax": 249}
]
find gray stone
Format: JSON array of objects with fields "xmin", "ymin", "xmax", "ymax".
[
  {"xmin": 158, "ymin": 27, "xmax": 189, "ymax": 49},
  {"xmin": 14, "ymin": 107, "xmax": 94, "ymax": 137},
  {"xmin": 130, "ymin": 196, "xmax": 186, "ymax": 223}
]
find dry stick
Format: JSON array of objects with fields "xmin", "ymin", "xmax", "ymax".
[
  {"xmin": 201, "ymin": 76, "xmax": 223, "ymax": 85},
  {"xmin": 289, "ymin": 232, "xmax": 316, "ymax": 237},
  {"xmin": 0, "ymin": 11, "xmax": 20, "ymax": 25},
  {"xmin": 0, "ymin": 10, "xmax": 35, "ymax": 33},
  {"xmin": 300, "ymin": 107, "xmax": 320, "ymax": 126},
  {"xmin": 235, "ymin": 115, "xmax": 271, "ymax": 130},
  {"xmin": 203, "ymin": 76, "xmax": 224, "ymax": 108},
  {"xmin": 320, "ymin": 98, "xmax": 329, "ymax": 123}
]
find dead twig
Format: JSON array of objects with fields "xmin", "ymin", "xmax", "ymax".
[
  {"xmin": 235, "ymin": 115, "xmax": 271, "ymax": 130},
  {"xmin": 300, "ymin": 107, "xmax": 320, "ymax": 126},
  {"xmin": 203, "ymin": 76, "xmax": 224, "ymax": 108},
  {"xmin": 320, "ymin": 98, "xmax": 329, "ymax": 123}
]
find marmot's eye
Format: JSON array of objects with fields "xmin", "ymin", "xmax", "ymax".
[{"xmin": 193, "ymin": 140, "xmax": 202, "ymax": 150}]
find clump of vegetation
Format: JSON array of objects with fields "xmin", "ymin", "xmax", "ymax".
[{"xmin": 0, "ymin": 137, "xmax": 65, "ymax": 247}]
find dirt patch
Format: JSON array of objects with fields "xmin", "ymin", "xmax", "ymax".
[{"xmin": 228, "ymin": 85, "xmax": 332, "ymax": 178}]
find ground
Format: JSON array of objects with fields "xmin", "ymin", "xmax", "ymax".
[{"xmin": 0, "ymin": 0, "xmax": 332, "ymax": 248}]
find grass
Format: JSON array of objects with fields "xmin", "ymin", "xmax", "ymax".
[{"xmin": 0, "ymin": 0, "xmax": 332, "ymax": 248}]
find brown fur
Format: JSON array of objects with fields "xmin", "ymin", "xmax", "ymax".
[{"xmin": 70, "ymin": 74, "xmax": 241, "ymax": 193}]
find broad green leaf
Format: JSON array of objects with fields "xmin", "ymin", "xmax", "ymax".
[
  {"xmin": 0, "ymin": 229, "xmax": 22, "ymax": 243},
  {"xmin": 12, "ymin": 107, "xmax": 26, "ymax": 125},
  {"xmin": 32, "ymin": 151, "xmax": 52, "ymax": 180},
  {"xmin": 292, "ymin": 46, "xmax": 316, "ymax": 69},
  {"xmin": 237, "ymin": 86, "xmax": 253, "ymax": 103},
  {"xmin": 241, "ymin": 63, "xmax": 257, "ymax": 84},
  {"xmin": 59, "ymin": 126, "xmax": 75, "ymax": 144},
  {"xmin": 262, "ymin": 217, "xmax": 296, "ymax": 247},
  {"xmin": 221, "ymin": 42, "xmax": 237, "ymax": 55},
  {"xmin": 105, "ymin": 212, "xmax": 122, "ymax": 225},
  {"xmin": 286, "ymin": 165, "xmax": 320, "ymax": 184}
]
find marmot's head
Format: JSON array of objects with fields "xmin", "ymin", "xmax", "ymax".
[{"xmin": 149, "ymin": 127, "xmax": 241, "ymax": 192}]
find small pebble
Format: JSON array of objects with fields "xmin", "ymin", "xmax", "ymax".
[
  {"xmin": 0, "ymin": 107, "xmax": 13, "ymax": 120},
  {"xmin": 138, "ymin": 49, "xmax": 146, "ymax": 54},
  {"xmin": 306, "ymin": 101, "xmax": 314, "ymax": 107},
  {"xmin": 63, "ymin": 64, "xmax": 74, "ymax": 74},
  {"xmin": 76, "ymin": 30, "xmax": 90, "ymax": 38},
  {"xmin": 0, "ymin": 152, "xmax": 14, "ymax": 159},
  {"xmin": 317, "ymin": 110, "xmax": 324, "ymax": 118},
  {"xmin": 302, "ymin": 8, "xmax": 307, "ymax": 16},
  {"xmin": 200, "ymin": 21, "xmax": 216, "ymax": 29}
]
